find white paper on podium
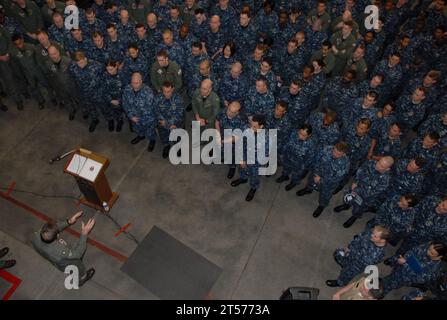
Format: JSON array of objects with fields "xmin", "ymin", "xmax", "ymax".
[
  {"xmin": 78, "ymin": 158, "xmax": 103, "ymax": 182},
  {"xmin": 66, "ymin": 154, "xmax": 88, "ymax": 175}
]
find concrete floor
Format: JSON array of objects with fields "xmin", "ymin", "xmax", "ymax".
[{"xmin": 0, "ymin": 98, "xmax": 408, "ymax": 300}]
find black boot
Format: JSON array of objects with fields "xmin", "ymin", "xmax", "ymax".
[
  {"xmin": 89, "ymin": 119, "xmax": 99, "ymax": 132},
  {"xmin": 285, "ymin": 182, "xmax": 297, "ymax": 191},
  {"xmin": 116, "ymin": 120, "xmax": 123, "ymax": 132},
  {"xmin": 79, "ymin": 268, "xmax": 95, "ymax": 287},
  {"xmin": 231, "ymin": 179, "xmax": 248, "ymax": 187},
  {"xmin": 296, "ymin": 188, "xmax": 312, "ymax": 196},
  {"xmin": 343, "ymin": 216, "xmax": 358, "ymax": 228},
  {"xmin": 147, "ymin": 140, "xmax": 156, "ymax": 152},
  {"xmin": 275, "ymin": 175, "xmax": 289, "ymax": 183},
  {"xmin": 334, "ymin": 203, "xmax": 351, "ymax": 213},
  {"xmin": 245, "ymin": 188, "xmax": 256, "ymax": 201},
  {"xmin": 227, "ymin": 167, "xmax": 236, "ymax": 179},
  {"xmin": 0, "ymin": 104, "xmax": 8, "ymax": 112},
  {"xmin": 312, "ymin": 206, "xmax": 325, "ymax": 218},
  {"xmin": 162, "ymin": 145, "xmax": 170, "ymax": 158},
  {"xmin": 59, "ymin": 101, "xmax": 65, "ymax": 109},
  {"xmin": 131, "ymin": 136, "xmax": 145, "ymax": 144},
  {"xmin": 108, "ymin": 120, "xmax": 115, "ymax": 132},
  {"xmin": 82, "ymin": 112, "xmax": 89, "ymax": 119}
]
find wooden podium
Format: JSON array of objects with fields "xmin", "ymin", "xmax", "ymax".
[{"xmin": 64, "ymin": 148, "xmax": 119, "ymax": 212}]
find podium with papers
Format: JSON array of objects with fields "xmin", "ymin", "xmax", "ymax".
[{"xmin": 64, "ymin": 148, "xmax": 119, "ymax": 212}]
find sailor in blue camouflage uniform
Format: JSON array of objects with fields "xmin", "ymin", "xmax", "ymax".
[
  {"xmin": 66, "ymin": 29, "xmax": 95, "ymax": 59},
  {"xmin": 396, "ymin": 196, "xmax": 447, "ymax": 256},
  {"xmin": 81, "ymin": 8, "xmax": 107, "ymax": 39},
  {"xmin": 210, "ymin": 0, "xmax": 236, "ymax": 32},
  {"xmin": 356, "ymin": 74, "xmax": 387, "ymax": 110},
  {"xmin": 133, "ymin": 23, "xmax": 155, "ymax": 65},
  {"xmin": 265, "ymin": 101, "xmax": 291, "ymax": 157},
  {"xmin": 272, "ymin": 10, "xmax": 295, "ymax": 53},
  {"xmin": 307, "ymin": 109, "xmax": 341, "ymax": 147},
  {"xmin": 250, "ymin": 57, "xmax": 278, "ymax": 96},
  {"xmin": 275, "ymin": 38, "xmax": 308, "ymax": 87},
  {"xmin": 338, "ymin": 118, "xmax": 372, "ymax": 191},
  {"xmin": 155, "ymin": 81, "xmax": 185, "ymax": 158},
  {"xmin": 69, "ymin": 51, "xmax": 103, "ymax": 132},
  {"xmin": 165, "ymin": 6, "xmax": 183, "ymax": 34},
  {"xmin": 121, "ymin": 43, "xmax": 150, "ymax": 85},
  {"xmin": 212, "ymin": 42, "xmax": 236, "ymax": 81},
  {"xmin": 405, "ymin": 71, "xmax": 441, "ymax": 111},
  {"xmin": 418, "ymin": 112, "xmax": 447, "ymax": 145},
  {"xmin": 145, "ymin": 12, "xmax": 164, "ymax": 44},
  {"xmin": 231, "ymin": 114, "xmax": 271, "ymax": 202},
  {"xmin": 372, "ymin": 53, "xmax": 403, "ymax": 99},
  {"xmin": 297, "ymin": 142, "xmax": 350, "ymax": 218},
  {"xmin": 203, "ymin": 15, "xmax": 228, "ymax": 58},
  {"xmin": 307, "ymin": 59, "xmax": 326, "ymax": 109},
  {"xmin": 100, "ymin": 59, "xmax": 124, "ymax": 132},
  {"xmin": 156, "ymin": 29, "xmax": 185, "ymax": 68},
  {"xmin": 123, "ymin": 72, "xmax": 158, "ymax": 152},
  {"xmin": 189, "ymin": 8, "xmax": 208, "ymax": 41},
  {"xmin": 215, "ymin": 100, "xmax": 248, "ymax": 180},
  {"xmin": 366, "ymin": 194, "xmax": 419, "ymax": 247},
  {"xmin": 47, "ymin": 13, "xmax": 69, "ymax": 49},
  {"xmin": 218, "ymin": 61, "xmax": 247, "ymax": 108},
  {"xmin": 116, "ymin": 9, "xmax": 135, "ymax": 44},
  {"xmin": 231, "ymin": 10, "xmax": 257, "ymax": 59},
  {"xmin": 190, "ymin": 59, "xmax": 218, "ymax": 97},
  {"xmin": 185, "ymin": 41, "xmax": 208, "ymax": 96},
  {"xmin": 321, "ymin": 70, "xmax": 358, "ymax": 118},
  {"xmin": 334, "ymin": 157, "xmax": 394, "ymax": 228},
  {"xmin": 403, "ymin": 132, "xmax": 440, "ymax": 172},
  {"xmin": 177, "ymin": 24, "xmax": 197, "ymax": 55},
  {"xmin": 90, "ymin": 31, "xmax": 111, "ymax": 65},
  {"xmin": 369, "ymin": 122, "xmax": 403, "ymax": 161},
  {"xmin": 276, "ymin": 124, "xmax": 316, "ymax": 192},
  {"xmin": 243, "ymin": 76, "xmax": 275, "ymax": 119},
  {"xmin": 344, "ymin": 91, "xmax": 379, "ymax": 131},
  {"xmin": 276, "ymin": 80, "xmax": 308, "ymax": 126},
  {"xmin": 326, "ymin": 226, "xmax": 389, "ymax": 288},
  {"xmin": 254, "ymin": 1, "xmax": 278, "ymax": 41},
  {"xmin": 153, "ymin": 0, "xmax": 171, "ymax": 22},
  {"xmin": 370, "ymin": 102, "xmax": 397, "ymax": 140},
  {"xmin": 105, "ymin": 23, "xmax": 127, "ymax": 63},
  {"xmin": 103, "ymin": 2, "xmax": 120, "ymax": 25},
  {"xmin": 423, "ymin": 152, "xmax": 447, "ymax": 197},
  {"xmin": 382, "ymin": 242, "xmax": 446, "ymax": 297},
  {"xmin": 395, "ymin": 87, "xmax": 427, "ymax": 132},
  {"xmin": 389, "ymin": 157, "xmax": 426, "ymax": 197}
]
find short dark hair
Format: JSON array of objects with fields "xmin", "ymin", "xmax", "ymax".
[
  {"xmin": 40, "ymin": 222, "xmax": 59, "ymax": 244},
  {"xmin": 426, "ymin": 131, "xmax": 440, "ymax": 142},
  {"xmin": 194, "ymin": 8, "xmax": 205, "ymax": 15},
  {"xmin": 252, "ymin": 114, "xmax": 266, "ymax": 127},
  {"xmin": 300, "ymin": 123, "xmax": 312, "ymax": 135},
  {"xmin": 223, "ymin": 41, "xmax": 236, "ymax": 57},
  {"xmin": 403, "ymin": 194, "xmax": 420, "ymax": 207},
  {"xmin": 128, "ymin": 42, "xmax": 138, "ymax": 51},
  {"xmin": 135, "ymin": 23, "xmax": 145, "ymax": 29},
  {"xmin": 414, "ymin": 157, "xmax": 427, "ymax": 168},
  {"xmin": 358, "ymin": 118, "xmax": 372, "ymax": 129},
  {"xmin": 106, "ymin": 23, "xmax": 117, "ymax": 30},
  {"xmin": 11, "ymin": 33, "xmax": 23, "ymax": 42},
  {"xmin": 367, "ymin": 90, "xmax": 378, "ymax": 101},
  {"xmin": 192, "ymin": 41, "xmax": 203, "ymax": 49},
  {"xmin": 162, "ymin": 81, "xmax": 173, "ymax": 88},
  {"xmin": 335, "ymin": 141, "xmax": 349, "ymax": 154},
  {"xmin": 277, "ymin": 101, "xmax": 288, "ymax": 110},
  {"xmin": 322, "ymin": 40, "xmax": 332, "ymax": 48},
  {"xmin": 261, "ymin": 56, "xmax": 273, "ymax": 67}
]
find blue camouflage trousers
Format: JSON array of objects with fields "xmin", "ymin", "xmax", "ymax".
[{"xmin": 240, "ymin": 164, "xmax": 260, "ymax": 189}]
